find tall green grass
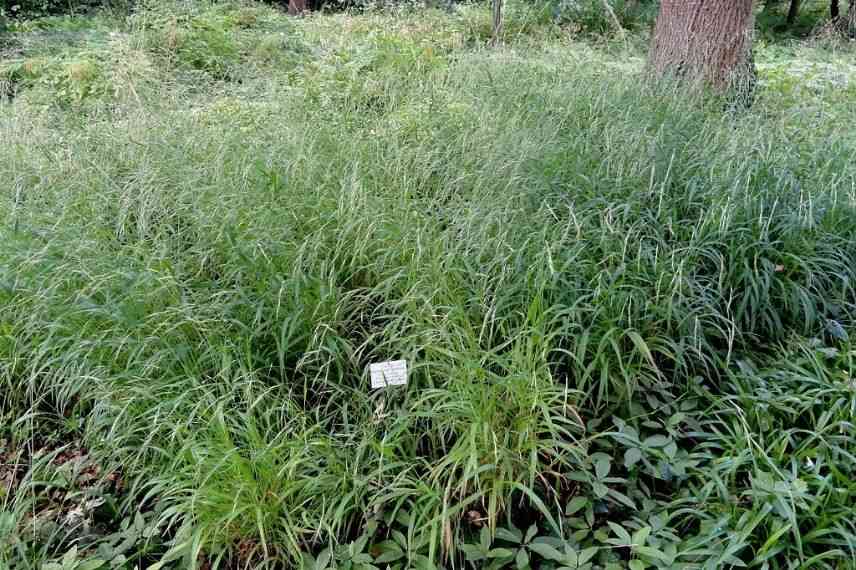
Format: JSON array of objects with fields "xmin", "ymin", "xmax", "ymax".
[{"xmin": 1, "ymin": 2, "xmax": 855, "ymax": 568}]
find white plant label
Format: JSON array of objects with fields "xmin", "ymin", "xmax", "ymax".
[{"xmin": 369, "ymin": 360, "xmax": 408, "ymax": 389}]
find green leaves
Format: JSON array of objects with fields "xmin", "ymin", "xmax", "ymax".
[
  {"xmin": 594, "ymin": 456, "xmax": 611, "ymax": 480},
  {"xmin": 301, "ymin": 548, "xmax": 333, "ymax": 570},
  {"xmin": 461, "ymin": 527, "xmax": 515, "ymax": 563},
  {"xmin": 337, "ymin": 536, "xmax": 378, "ymax": 570},
  {"xmin": 3, "ymin": 4, "xmax": 856, "ymax": 570},
  {"xmin": 605, "ymin": 522, "xmax": 631, "ymax": 547},
  {"xmin": 490, "ymin": 523, "xmax": 552, "ymax": 569},
  {"xmin": 42, "ymin": 547, "xmax": 105, "ymax": 570},
  {"xmin": 373, "ymin": 540, "xmax": 405, "ymax": 564},
  {"xmin": 642, "ymin": 435, "xmax": 670, "ymax": 448},
  {"xmin": 564, "ymin": 497, "xmax": 588, "ymax": 516},
  {"xmin": 515, "ymin": 547, "xmax": 529, "ymax": 569},
  {"xmin": 624, "ymin": 447, "xmax": 642, "ymax": 467},
  {"xmin": 527, "ymin": 541, "xmax": 563, "ymax": 561}
]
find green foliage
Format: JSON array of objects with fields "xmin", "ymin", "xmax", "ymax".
[
  {"xmin": 0, "ymin": 0, "xmax": 131, "ymax": 19},
  {"xmin": 757, "ymin": 0, "xmax": 837, "ymax": 40},
  {"xmin": 535, "ymin": 0, "xmax": 656, "ymax": 34},
  {"xmin": 2, "ymin": 2, "xmax": 856, "ymax": 569}
]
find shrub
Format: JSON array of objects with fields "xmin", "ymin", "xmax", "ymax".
[
  {"xmin": 530, "ymin": 0, "xmax": 658, "ymax": 34},
  {"xmin": 0, "ymin": 0, "xmax": 132, "ymax": 19}
]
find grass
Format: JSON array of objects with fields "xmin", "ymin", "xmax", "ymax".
[{"xmin": 1, "ymin": 1, "xmax": 856, "ymax": 569}]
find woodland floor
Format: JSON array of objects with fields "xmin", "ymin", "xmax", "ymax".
[{"xmin": 2, "ymin": 2, "xmax": 856, "ymax": 569}]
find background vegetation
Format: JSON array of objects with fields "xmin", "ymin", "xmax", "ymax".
[{"xmin": 1, "ymin": 1, "xmax": 855, "ymax": 569}]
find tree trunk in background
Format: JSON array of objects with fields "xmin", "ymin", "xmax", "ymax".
[
  {"xmin": 649, "ymin": 0, "xmax": 756, "ymax": 95},
  {"xmin": 787, "ymin": 0, "xmax": 800, "ymax": 24},
  {"xmin": 288, "ymin": 0, "xmax": 306, "ymax": 16},
  {"xmin": 831, "ymin": 0, "xmax": 839, "ymax": 20},
  {"xmin": 599, "ymin": 0, "xmax": 625, "ymax": 36},
  {"xmin": 491, "ymin": 0, "xmax": 502, "ymax": 45},
  {"xmin": 850, "ymin": 0, "xmax": 856, "ymax": 32}
]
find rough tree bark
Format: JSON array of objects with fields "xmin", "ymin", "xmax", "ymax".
[
  {"xmin": 649, "ymin": 0, "xmax": 756, "ymax": 96},
  {"xmin": 288, "ymin": 0, "xmax": 307, "ymax": 16},
  {"xmin": 831, "ymin": 0, "xmax": 856, "ymax": 35},
  {"xmin": 850, "ymin": 0, "xmax": 856, "ymax": 31},
  {"xmin": 491, "ymin": 0, "xmax": 502, "ymax": 45}
]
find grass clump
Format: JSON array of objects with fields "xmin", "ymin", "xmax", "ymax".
[{"xmin": 1, "ymin": 1, "xmax": 856, "ymax": 569}]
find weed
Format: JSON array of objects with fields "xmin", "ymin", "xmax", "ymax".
[{"xmin": 1, "ymin": 1, "xmax": 855, "ymax": 568}]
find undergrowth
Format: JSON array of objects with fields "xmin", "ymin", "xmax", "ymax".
[{"xmin": 1, "ymin": 1, "xmax": 855, "ymax": 569}]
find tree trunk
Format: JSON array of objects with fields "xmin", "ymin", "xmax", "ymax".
[
  {"xmin": 831, "ymin": 0, "xmax": 839, "ymax": 20},
  {"xmin": 649, "ymin": 0, "xmax": 756, "ymax": 95},
  {"xmin": 850, "ymin": 0, "xmax": 856, "ymax": 32},
  {"xmin": 491, "ymin": 0, "xmax": 502, "ymax": 45},
  {"xmin": 599, "ymin": 0, "xmax": 625, "ymax": 36},
  {"xmin": 288, "ymin": 0, "xmax": 307, "ymax": 16},
  {"xmin": 787, "ymin": 0, "xmax": 800, "ymax": 24}
]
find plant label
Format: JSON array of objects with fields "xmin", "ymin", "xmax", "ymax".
[{"xmin": 369, "ymin": 360, "xmax": 408, "ymax": 389}]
